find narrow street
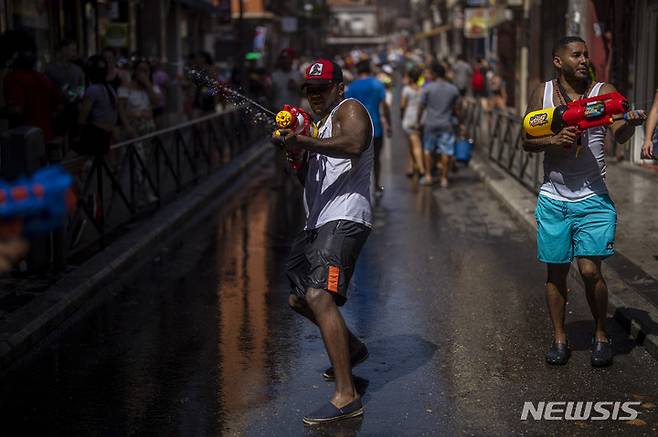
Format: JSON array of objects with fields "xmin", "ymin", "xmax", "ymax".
[{"xmin": 1, "ymin": 110, "xmax": 657, "ymax": 436}]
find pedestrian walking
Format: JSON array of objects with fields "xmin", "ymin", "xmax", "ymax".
[
  {"xmin": 400, "ymin": 67, "xmax": 425, "ymax": 177},
  {"xmin": 452, "ymin": 54, "xmax": 473, "ymax": 97},
  {"xmin": 273, "ymin": 59, "xmax": 372, "ymax": 425},
  {"xmin": 416, "ymin": 63, "xmax": 461, "ymax": 188},
  {"xmin": 523, "ymin": 36, "xmax": 646, "ymax": 367},
  {"xmin": 345, "ymin": 59, "xmax": 391, "ymax": 196},
  {"xmin": 471, "ymin": 58, "xmax": 489, "ymax": 110}
]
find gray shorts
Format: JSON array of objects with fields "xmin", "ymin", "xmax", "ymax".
[{"xmin": 286, "ymin": 220, "xmax": 370, "ymax": 306}]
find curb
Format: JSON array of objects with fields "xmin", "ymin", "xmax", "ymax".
[
  {"xmin": 470, "ymin": 153, "xmax": 658, "ymax": 361},
  {"xmin": 0, "ymin": 141, "xmax": 272, "ymax": 372}
]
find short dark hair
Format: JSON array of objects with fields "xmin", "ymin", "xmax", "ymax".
[
  {"xmin": 407, "ymin": 67, "xmax": 421, "ymax": 84},
  {"xmin": 431, "ymin": 62, "xmax": 445, "ymax": 78},
  {"xmin": 356, "ymin": 59, "xmax": 371, "ymax": 75},
  {"xmin": 552, "ymin": 36, "xmax": 586, "ymax": 57},
  {"xmin": 85, "ymin": 55, "xmax": 108, "ymax": 84}
]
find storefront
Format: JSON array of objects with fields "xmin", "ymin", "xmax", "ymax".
[{"xmin": 0, "ymin": 0, "xmax": 138, "ymax": 66}]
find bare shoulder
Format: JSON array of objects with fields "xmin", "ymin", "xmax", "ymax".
[
  {"xmin": 335, "ymin": 99, "xmax": 370, "ymax": 122},
  {"xmin": 336, "ymin": 98, "xmax": 368, "ymax": 115},
  {"xmin": 598, "ymin": 82, "xmax": 617, "ymax": 94}
]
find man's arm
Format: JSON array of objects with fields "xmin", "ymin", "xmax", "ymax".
[
  {"xmin": 400, "ymin": 89, "xmax": 408, "ymax": 121},
  {"xmin": 416, "ymin": 88, "xmax": 427, "ymax": 130},
  {"xmin": 600, "ymin": 83, "xmax": 647, "ymax": 144},
  {"xmin": 522, "ymin": 83, "xmax": 578, "ymax": 152},
  {"xmin": 381, "ymin": 99, "xmax": 392, "ymax": 137},
  {"xmin": 453, "ymin": 90, "xmax": 463, "ymax": 125},
  {"xmin": 379, "ymin": 83, "xmax": 392, "ymax": 137},
  {"xmin": 641, "ymin": 91, "xmax": 658, "ymax": 158},
  {"xmin": 284, "ymin": 100, "xmax": 372, "ymax": 158},
  {"xmin": 77, "ymin": 92, "xmax": 93, "ymax": 125}
]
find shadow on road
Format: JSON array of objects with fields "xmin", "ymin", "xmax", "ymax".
[
  {"xmin": 355, "ymin": 334, "xmax": 438, "ymax": 395},
  {"xmin": 566, "ymin": 317, "xmax": 638, "ymax": 356}
]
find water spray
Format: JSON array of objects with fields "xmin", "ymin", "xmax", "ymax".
[{"xmin": 185, "ymin": 68, "xmax": 276, "ymax": 127}]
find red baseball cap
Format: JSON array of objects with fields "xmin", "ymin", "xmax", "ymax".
[{"xmin": 302, "ymin": 59, "xmax": 343, "ymax": 88}]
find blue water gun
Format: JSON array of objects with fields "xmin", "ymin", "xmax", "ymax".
[{"xmin": 0, "ymin": 166, "xmax": 75, "ymax": 236}]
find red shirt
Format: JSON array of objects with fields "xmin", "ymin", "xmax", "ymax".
[{"xmin": 4, "ymin": 70, "xmax": 62, "ymax": 142}]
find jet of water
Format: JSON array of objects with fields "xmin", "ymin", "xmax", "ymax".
[{"xmin": 186, "ymin": 68, "xmax": 276, "ymax": 127}]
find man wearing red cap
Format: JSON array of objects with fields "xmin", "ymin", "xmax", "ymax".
[{"xmin": 274, "ymin": 59, "xmax": 373, "ymax": 424}]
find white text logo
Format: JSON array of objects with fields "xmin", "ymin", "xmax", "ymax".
[{"xmin": 520, "ymin": 401, "xmax": 641, "ymax": 421}]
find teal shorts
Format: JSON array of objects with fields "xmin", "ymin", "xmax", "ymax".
[{"xmin": 535, "ymin": 194, "xmax": 617, "ymax": 264}]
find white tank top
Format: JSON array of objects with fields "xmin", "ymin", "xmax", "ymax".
[
  {"xmin": 304, "ymin": 98, "xmax": 373, "ymax": 230},
  {"xmin": 539, "ymin": 80, "xmax": 608, "ymax": 201}
]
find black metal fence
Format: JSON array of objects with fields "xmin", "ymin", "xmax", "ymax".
[
  {"xmin": 463, "ymin": 99, "xmax": 542, "ymax": 194},
  {"xmin": 63, "ymin": 106, "xmax": 271, "ymax": 264}
]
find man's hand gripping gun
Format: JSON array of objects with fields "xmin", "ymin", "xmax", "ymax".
[
  {"xmin": 0, "ymin": 166, "xmax": 75, "ymax": 237},
  {"xmin": 272, "ymin": 105, "xmax": 319, "ymax": 171},
  {"xmin": 523, "ymin": 92, "xmax": 631, "ymax": 155}
]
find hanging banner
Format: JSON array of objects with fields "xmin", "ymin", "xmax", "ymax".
[{"xmin": 464, "ymin": 8, "xmax": 490, "ymax": 38}]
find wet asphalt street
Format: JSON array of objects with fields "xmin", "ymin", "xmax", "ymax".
[{"xmin": 2, "ymin": 105, "xmax": 658, "ymax": 436}]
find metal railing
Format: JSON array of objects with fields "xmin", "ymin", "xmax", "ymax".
[
  {"xmin": 62, "ymin": 105, "xmax": 271, "ymax": 264},
  {"xmin": 463, "ymin": 99, "xmax": 542, "ymax": 194}
]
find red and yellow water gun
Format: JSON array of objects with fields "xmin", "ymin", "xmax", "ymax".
[
  {"xmin": 523, "ymin": 92, "xmax": 632, "ymax": 156},
  {"xmin": 273, "ymin": 105, "xmax": 318, "ymax": 171}
]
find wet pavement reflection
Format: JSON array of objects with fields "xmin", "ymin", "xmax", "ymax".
[{"xmin": 1, "ymin": 111, "xmax": 658, "ymax": 436}]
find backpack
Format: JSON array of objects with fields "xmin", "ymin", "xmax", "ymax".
[{"xmin": 471, "ymin": 68, "xmax": 485, "ymax": 92}]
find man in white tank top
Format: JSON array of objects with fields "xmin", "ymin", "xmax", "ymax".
[
  {"xmin": 523, "ymin": 37, "xmax": 646, "ymax": 367},
  {"xmin": 273, "ymin": 59, "xmax": 373, "ymax": 424}
]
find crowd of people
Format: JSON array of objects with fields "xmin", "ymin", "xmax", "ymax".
[
  {"xmin": 245, "ymin": 46, "xmax": 508, "ymax": 190},
  {"xmin": 0, "ymin": 31, "xmax": 252, "ymax": 166},
  {"xmin": 0, "ymin": 27, "xmax": 510, "ymax": 190}
]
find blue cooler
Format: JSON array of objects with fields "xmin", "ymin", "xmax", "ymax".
[{"xmin": 455, "ymin": 138, "xmax": 473, "ymax": 162}]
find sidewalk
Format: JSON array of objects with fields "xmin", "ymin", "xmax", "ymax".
[{"xmin": 470, "ymin": 152, "xmax": 658, "ymax": 360}]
